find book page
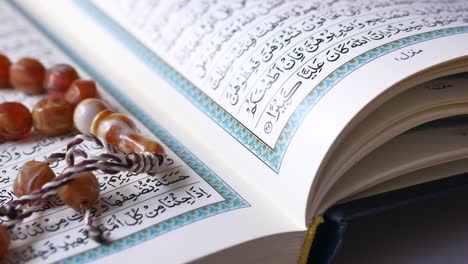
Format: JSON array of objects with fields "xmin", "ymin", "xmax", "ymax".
[
  {"xmin": 86, "ymin": 0, "xmax": 468, "ymax": 171},
  {"xmin": 0, "ymin": 2, "xmax": 301, "ymax": 263},
  {"xmin": 347, "ymin": 158, "xmax": 468, "ymax": 202},
  {"xmin": 22, "ymin": 0, "xmax": 468, "ymax": 225},
  {"xmin": 307, "ymin": 75, "xmax": 468, "ymax": 213},
  {"xmin": 317, "ymin": 118, "xmax": 468, "ymax": 213}
]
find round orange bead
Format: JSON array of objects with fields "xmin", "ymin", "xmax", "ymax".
[
  {"xmin": 0, "ymin": 54, "xmax": 11, "ymax": 88},
  {"xmin": 58, "ymin": 172, "xmax": 100, "ymax": 210},
  {"xmin": 13, "ymin": 160, "xmax": 55, "ymax": 197},
  {"xmin": 0, "ymin": 102, "xmax": 32, "ymax": 141},
  {"xmin": 32, "ymin": 97, "xmax": 74, "ymax": 136},
  {"xmin": 65, "ymin": 80, "xmax": 98, "ymax": 106},
  {"xmin": 0, "ymin": 225, "xmax": 9, "ymax": 259},
  {"xmin": 44, "ymin": 64, "xmax": 79, "ymax": 96},
  {"xmin": 10, "ymin": 57, "xmax": 46, "ymax": 94}
]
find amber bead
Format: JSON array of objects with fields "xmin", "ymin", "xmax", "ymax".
[
  {"xmin": 0, "ymin": 102, "xmax": 32, "ymax": 141},
  {"xmin": 10, "ymin": 57, "xmax": 46, "ymax": 94},
  {"xmin": 32, "ymin": 97, "xmax": 74, "ymax": 136},
  {"xmin": 73, "ymin": 98, "xmax": 109, "ymax": 134},
  {"xmin": 0, "ymin": 225, "xmax": 9, "ymax": 259},
  {"xmin": 58, "ymin": 172, "xmax": 100, "ymax": 210},
  {"xmin": 44, "ymin": 64, "xmax": 79, "ymax": 96},
  {"xmin": 91, "ymin": 112, "xmax": 137, "ymax": 146},
  {"xmin": 65, "ymin": 80, "xmax": 98, "ymax": 106},
  {"xmin": 0, "ymin": 54, "xmax": 11, "ymax": 88},
  {"xmin": 13, "ymin": 160, "xmax": 55, "ymax": 197},
  {"xmin": 90, "ymin": 111, "xmax": 165, "ymax": 155},
  {"xmin": 119, "ymin": 133, "xmax": 165, "ymax": 156},
  {"xmin": 90, "ymin": 109, "xmax": 113, "ymax": 132}
]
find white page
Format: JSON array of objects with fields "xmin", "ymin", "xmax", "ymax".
[
  {"xmin": 89, "ymin": 0, "xmax": 468, "ymax": 157},
  {"xmin": 347, "ymin": 158, "xmax": 468, "ymax": 201},
  {"xmin": 0, "ymin": 2, "xmax": 300, "ymax": 263},
  {"xmin": 22, "ymin": 0, "xmax": 468, "ymax": 224},
  {"xmin": 317, "ymin": 121, "xmax": 468, "ymax": 213},
  {"xmin": 309, "ymin": 76, "xmax": 468, "ymax": 211}
]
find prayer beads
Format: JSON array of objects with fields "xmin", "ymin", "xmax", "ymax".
[
  {"xmin": 44, "ymin": 64, "xmax": 79, "ymax": 96},
  {"xmin": 73, "ymin": 98, "xmax": 109, "ymax": 134},
  {"xmin": 0, "ymin": 54, "xmax": 11, "ymax": 88},
  {"xmin": 92, "ymin": 112, "xmax": 138, "ymax": 145},
  {"xmin": 13, "ymin": 160, "xmax": 55, "ymax": 197},
  {"xmin": 0, "ymin": 225, "xmax": 9, "ymax": 259},
  {"xmin": 118, "ymin": 133, "xmax": 166, "ymax": 156},
  {"xmin": 10, "ymin": 57, "xmax": 46, "ymax": 94},
  {"xmin": 58, "ymin": 172, "xmax": 100, "ymax": 210},
  {"xmin": 0, "ymin": 52, "xmax": 166, "ymax": 254},
  {"xmin": 0, "ymin": 102, "xmax": 32, "ymax": 140},
  {"xmin": 74, "ymin": 98, "xmax": 165, "ymax": 157},
  {"xmin": 0, "ymin": 53, "xmax": 101, "ymax": 139},
  {"xmin": 32, "ymin": 97, "xmax": 74, "ymax": 136},
  {"xmin": 65, "ymin": 80, "xmax": 98, "ymax": 106}
]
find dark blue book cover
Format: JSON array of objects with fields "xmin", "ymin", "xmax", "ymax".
[{"xmin": 309, "ymin": 172, "xmax": 468, "ymax": 263}]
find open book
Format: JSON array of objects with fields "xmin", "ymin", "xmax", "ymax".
[{"xmin": 1, "ymin": 0, "xmax": 468, "ymax": 263}]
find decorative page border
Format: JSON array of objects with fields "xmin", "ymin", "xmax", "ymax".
[
  {"xmin": 9, "ymin": 1, "xmax": 249, "ymax": 263},
  {"xmin": 73, "ymin": 1, "xmax": 468, "ymax": 173}
]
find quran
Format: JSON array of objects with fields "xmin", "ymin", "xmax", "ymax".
[{"xmin": 1, "ymin": 0, "xmax": 468, "ymax": 263}]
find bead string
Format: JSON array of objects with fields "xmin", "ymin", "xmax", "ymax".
[
  {"xmin": 81, "ymin": 203, "xmax": 108, "ymax": 244},
  {"xmin": 0, "ymin": 133, "xmax": 164, "ymax": 242}
]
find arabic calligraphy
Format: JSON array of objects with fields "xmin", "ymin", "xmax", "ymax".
[
  {"xmin": 96, "ymin": 0, "xmax": 468, "ymax": 148},
  {"xmin": 394, "ymin": 48, "xmax": 423, "ymax": 61}
]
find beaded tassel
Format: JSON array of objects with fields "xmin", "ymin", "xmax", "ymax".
[{"xmin": 0, "ymin": 133, "xmax": 164, "ymax": 243}]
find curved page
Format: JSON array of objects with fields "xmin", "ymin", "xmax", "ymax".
[
  {"xmin": 311, "ymin": 76, "xmax": 468, "ymax": 210},
  {"xmin": 317, "ymin": 120, "xmax": 468, "ymax": 214}
]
